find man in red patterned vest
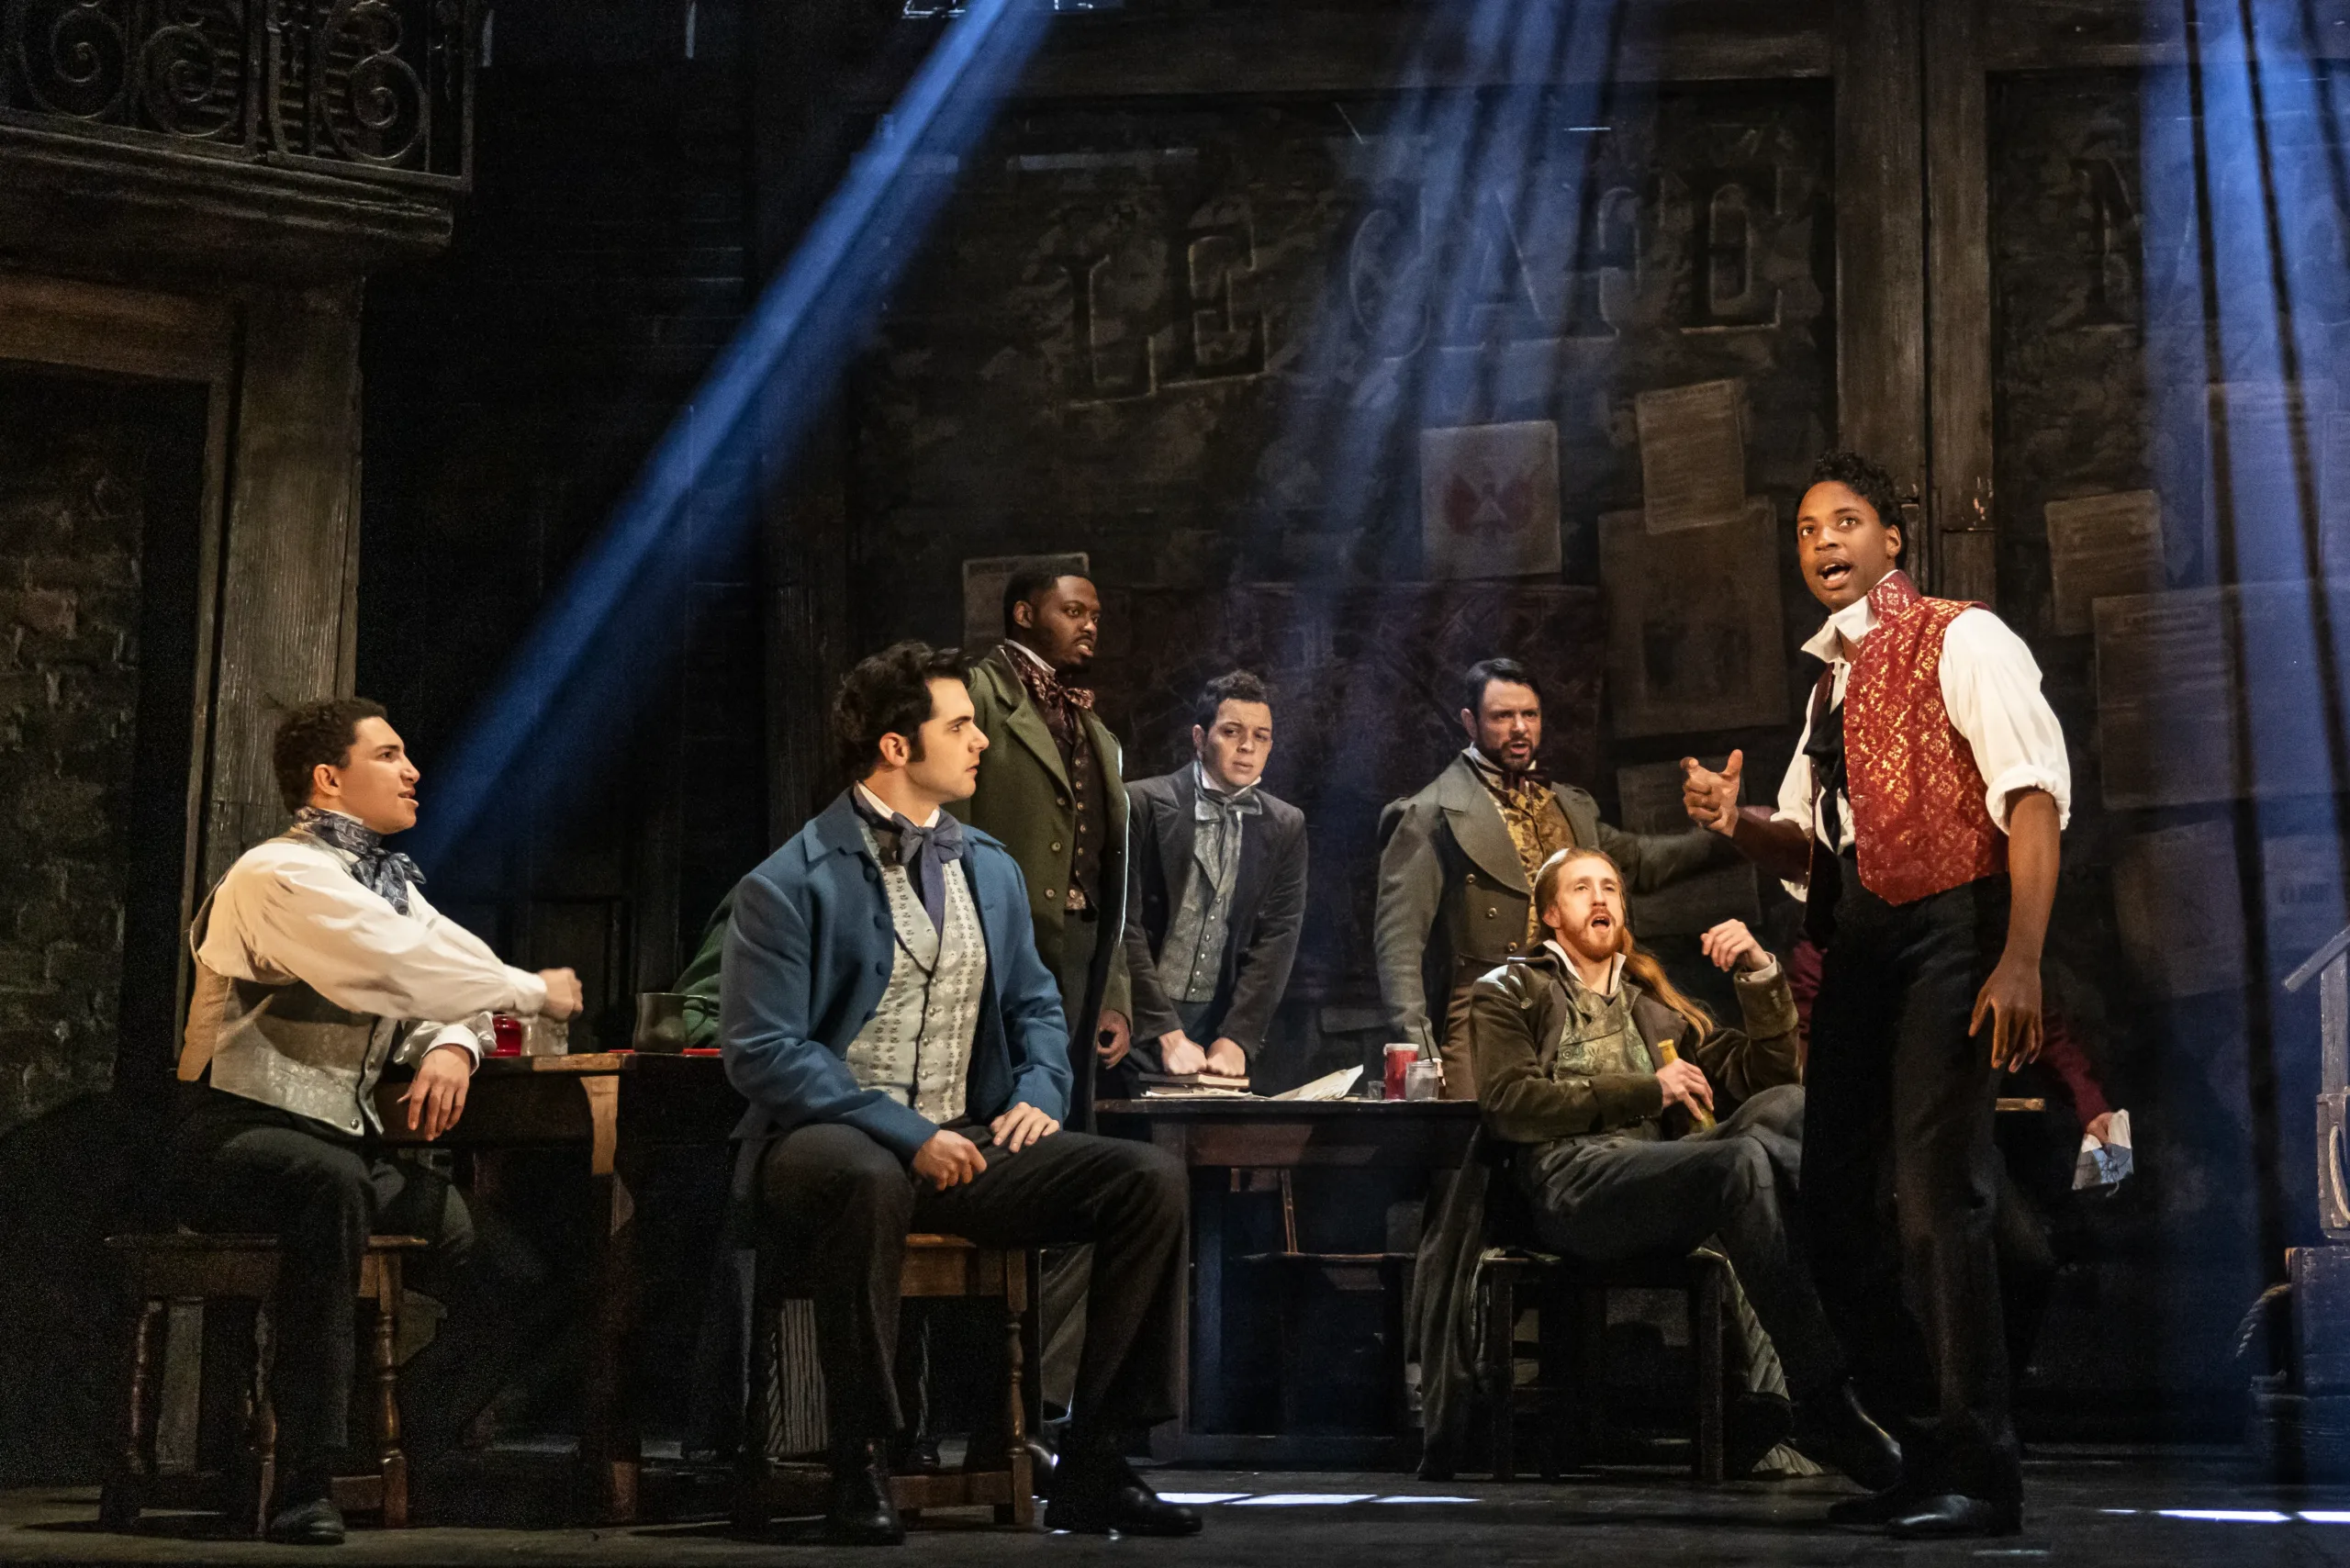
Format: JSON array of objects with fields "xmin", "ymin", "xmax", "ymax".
[{"xmin": 1681, "ymin": 451, "xmax": 2068, "ymax": 1539}]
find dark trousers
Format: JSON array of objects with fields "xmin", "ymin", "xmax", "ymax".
[
  {"xmin": 1806, "ymin": 858, "xmax": 2020, "ymax": 1503},
  {"xmin": 1515, "ymin": 1084, "xmax": 1843, "ymax": 1398},
  {"xmin": 756, "ymin": 1122, "xmax": 1184, "ymax": 1457},
  {"xmin": 168, "ymin": 1087, "xmax": 545, "ymax": 1469}
]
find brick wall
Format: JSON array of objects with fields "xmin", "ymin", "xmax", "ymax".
[{"xmin": 0, "ymin": 369, "xmax": 200, "ymax": 1137}]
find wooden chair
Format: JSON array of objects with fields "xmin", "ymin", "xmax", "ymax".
[
  {"xmin": 99, "ymin": 1233, "xmax": 424, "ymax": 1535},
  {"xmin": 735, "ymin": 1234, "xmax": 1039, "ymax": 1530},
  {"xmin": 1479, "ymin": 1247, "xmax": 1729, "ymax": 1484}
]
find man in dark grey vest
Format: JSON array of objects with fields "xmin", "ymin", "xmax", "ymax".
[
  {"xmin": 1118, "ymin": 670, "xmax": 1307, "ymax": 1090},
  {"xmin": 167, "ymin": 699, "xmax": 581, "ymax": 1545}
]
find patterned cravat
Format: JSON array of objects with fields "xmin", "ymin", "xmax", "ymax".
[
  {"xmin": 1003, "ymin": 641, "xmax": 1095, "ymax": 753},
  {"xmin": 292, "ymin": 807, "xmax": 423, "ymax": 915},
  {"xmin": 1192, "ymin": 765, "xmax": 1262, "ymax": 896},
  {"xmin": 853, "ymin": 793, "xmax": 967, "ymax": 934},
  {"xmin": 1468, "ymin": 746, "xmax": 1551, "ymax": 806}
]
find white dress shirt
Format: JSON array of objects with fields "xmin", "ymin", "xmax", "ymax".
[
  {"xmin": 196, "ymin": 825, "xmax": 546, "ymax": 1060},
  {"xmin": 1773, "ymin": 591, "xmax": 2071, "ymax": 897},
  {"xmin": 856, "ymin": 782, "xmax": 942, "ymax": 828}
]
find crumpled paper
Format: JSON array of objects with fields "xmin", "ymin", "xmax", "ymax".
[{"xmin": 2074, "ymin": 1107, "xmax": 2133, "ymax": 1192}]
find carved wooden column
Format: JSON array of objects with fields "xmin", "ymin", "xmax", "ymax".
[
  {"xmin": 199, "ymin": 285, "xmax": 367, "ymax": 882},
  {"xmin": 1925, "ymin": 0, "xmax": 1998, "ymax": 604},
  {"xmin": 1832, "ymin": 0, "xmax": 1930, "ymax": 577}
]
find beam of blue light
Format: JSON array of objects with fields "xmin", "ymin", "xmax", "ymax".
[
  {"xmin": 1255, "ymin": 0, "xmax": 1624, "ymax": 801},
  {"xmin": 2140, "ymin": 1, "xmax": 2350, "ymax": 961},
  {"xmin": 408, "ymin": 0, "xmax": 1053, "ymax": 867}
]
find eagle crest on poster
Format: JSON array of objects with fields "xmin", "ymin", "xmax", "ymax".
[{"xmin": 1419, "ymin": 420, "xmax": 1562, "ymax": 579}]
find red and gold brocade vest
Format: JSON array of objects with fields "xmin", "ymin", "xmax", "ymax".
[{"xmin": 1844, "ymin": 571, "xmax": 2007, "ymax": 905}]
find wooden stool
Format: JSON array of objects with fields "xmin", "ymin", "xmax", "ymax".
[
  {"xmin": 1480, "ymin": 1247, "xmax": 1729, "ymax": 1484},
  {"xmin": 736, "ymin": 1234, "xmax": 1038, "ymax": 1530},
  {"xmin": 99, "ymin": 1233, "xmax": 425, "ymax": 1535}
]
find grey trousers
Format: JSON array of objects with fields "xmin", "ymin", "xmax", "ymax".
[{"xmin": 1513, "ymin": 1084, "xmax": 1843, "ymax": 1400}]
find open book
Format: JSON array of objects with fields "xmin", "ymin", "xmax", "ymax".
[{"xmin": 1134, "ymin": 1070, "xmax": 1252, "ymax": 1092}]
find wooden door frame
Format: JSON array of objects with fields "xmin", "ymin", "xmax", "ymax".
[{"xmin": 0, "ymin": 270, "xmax": 366, "ymax": 1025}]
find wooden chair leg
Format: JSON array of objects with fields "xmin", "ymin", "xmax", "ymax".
[
  {"xmin": 373, "ymin": 1275, "xmax": 408, "ymax": 1529},
  {"xmin": 100, "ymin": 1297, "xmax": 163, "ymax": 1531},
  {"xmin": 733, "ymin": 1292, "xmax": 778, "ymax": 1533},
  {"xmin": 1485, "ymin": 1269, "xmax": 1516, "ymax": 1481},
  {"xmin": 1691, "ymin": 1262, "xmax": 1725, "ymax": 1485},
  {"xmin": 239, "ymin": 1304, "xmax": 277, "ymax": 1538},
  {"xmin": 998, "ymin": 1266, "xmax": 1034, "ymax": 1526},
  {"xmin": 1565, "ymin": 1283, "xmax": 1606, "ymax": 1472},
  {"xmin": 1534, "ymin": 1272, "xmax": 1572, "ymax": 1483}
]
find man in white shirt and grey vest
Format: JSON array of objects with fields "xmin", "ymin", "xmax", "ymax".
[{"xmin": 168, "ymin": 699, "xmax": 583, "ymax": 1545}]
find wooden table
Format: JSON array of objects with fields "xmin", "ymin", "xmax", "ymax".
[
  {"xmin": 375, "ymin": 1051, "xmax": 742, "ymax": 1523},
  {"xmin": 1093, "ymin": 1097, "xmax": 1479, "ymax": 1468}
]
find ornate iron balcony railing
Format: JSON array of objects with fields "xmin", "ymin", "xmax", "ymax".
[{"xmin": 1, "ymin": 0, "xmax": 474, "ymax": 189}]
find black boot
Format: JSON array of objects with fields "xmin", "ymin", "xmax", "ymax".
[
  {"xmin": 1887, "ymin": 1493, "xmax": 2022, "ymax": 1539},
  {"xmin": 1827, "ymin": 1482, "xmax": 1928, "ymax": 1527},
  {"xmin": 264, "ymin": 1466, "xmax": 346, "ymax": 1547},
  {"xmin": 824, "ymin": 1441, "xmax": 905, "ymax": 1546},
  {"xmin": 1792, "ymin": 1381, "xmax": 1904, "ymax": 1495},
  {"xmin": 1046, "ymin": 1450, "xmax": 1202, "ymax": 1537}
]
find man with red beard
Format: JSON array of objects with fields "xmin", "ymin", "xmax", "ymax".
[
  {"xmin": 1683, "ymin": 450, "xmax": 2069, "ymax": 1538},
  {"xmin": 1457, "ymin": 846, "xmax": 1899, "ymax": 1488}
]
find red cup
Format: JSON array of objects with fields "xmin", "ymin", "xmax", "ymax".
[
  {"xmin": 490, "ymin": 1014, "xmax": 524, "ymax": 1057},
  {"xmin": 1384, "ymin": 1043, "xmax": 1416, "ymax": 1102}
]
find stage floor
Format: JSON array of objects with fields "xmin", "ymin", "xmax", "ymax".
[{"xmin": 6, "ymin": 1449, "xmax": 2349, "ymax": 1563}]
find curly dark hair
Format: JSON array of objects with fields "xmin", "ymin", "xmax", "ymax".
[
  {"xmin": 1807, "ymin": 449, "xmax": 1905, "ymax": 557},
  {"xmin": 1192, "ymin": 669, "xmax": 1272, "ymax": 733},
  {"xmin": 273, "ymin": 697, "xmax": 388, "ymax": 813},
  {"xmin": 1461, "ymin": 656, "xmax": 1541, "ymax": 714},
  {"xmin": 831, "ymin": 641, "xmax": 970, "ymax": 782}
]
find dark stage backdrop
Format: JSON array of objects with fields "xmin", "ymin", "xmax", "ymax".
[{"xmin": 844, "ymin": 82, "xmax": 1836, "ymax": 1027}]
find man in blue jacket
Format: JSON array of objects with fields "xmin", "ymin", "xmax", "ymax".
[{"xmin": 722, "ymin": 641, "xmax": 1195, "ymax": 1545}]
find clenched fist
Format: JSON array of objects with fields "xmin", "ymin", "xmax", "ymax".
[{"xmin": 1681, "ymin": 750, "xmax": 1745, "ymax": 836}]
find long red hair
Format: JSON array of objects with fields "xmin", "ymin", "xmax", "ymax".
[{"xmin": 1532, "ymin": 846, "xmax": 1715, "ymax": 1038}]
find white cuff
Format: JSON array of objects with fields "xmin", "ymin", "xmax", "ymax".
[
  {"xmin": 422, "ymin": 1023, "xmax": 484, "ymax": 1063},
  {"xmin": 507, "ymin": 966, "xmax": 549, "ymax": 1015},
  {"xmin": 1980, "ymin": 767, "xmax": 2070, "ymax": 832},
  {"xmin": 1738, "ymin": 958, "xmax": 1782, "ymax": 985}
]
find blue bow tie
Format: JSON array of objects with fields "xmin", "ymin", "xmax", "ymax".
[
  {"xmin": 294, "ymin": 807, "xmax": 423, "ymax": 915},
  {"xmin": 853, "ymin": 793, "xmax": 966, "ymax": 934}
]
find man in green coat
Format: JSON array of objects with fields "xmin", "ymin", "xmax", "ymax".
[{"xmin": 946, "ymin": 567, "xmax": 1132, "ymax": 1128}]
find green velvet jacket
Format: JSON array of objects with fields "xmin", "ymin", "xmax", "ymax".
[{"xmin": 945, "ymin": 645, "xmax": 1132, "ymax": 1030}]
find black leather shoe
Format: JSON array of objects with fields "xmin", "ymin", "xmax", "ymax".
[
  {"xmin": 1728, "ymin": 1393, "xmax": 1796, "ymax": 1479},
  {"xmin": 1792, "ymin": 1382, "xmax": 1904, "ymax": 1495},
  {"xmin": 824, "ymin": 1443, "xmax": 905, "ymax": 1546},
  {"xmin": 263, "ymin": 1495, "xmax": 347, "ymax": 1546},
  {"xmin": 1887, "ymin": 1493, "xmax": 2022, "ymax": 1539},
  {"xmin": 1046, "ymin": 1456, "xmax": 1203, "ymax": 1537},
  {"xmin": 1826, "ymin": 1483, "xmax": 1923, "ymax": 1527}
]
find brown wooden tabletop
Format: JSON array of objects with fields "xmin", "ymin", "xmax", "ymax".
[{"xmin": 1095, "ymin": 1095, "xmax": 1480, "ymax": 1170}]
